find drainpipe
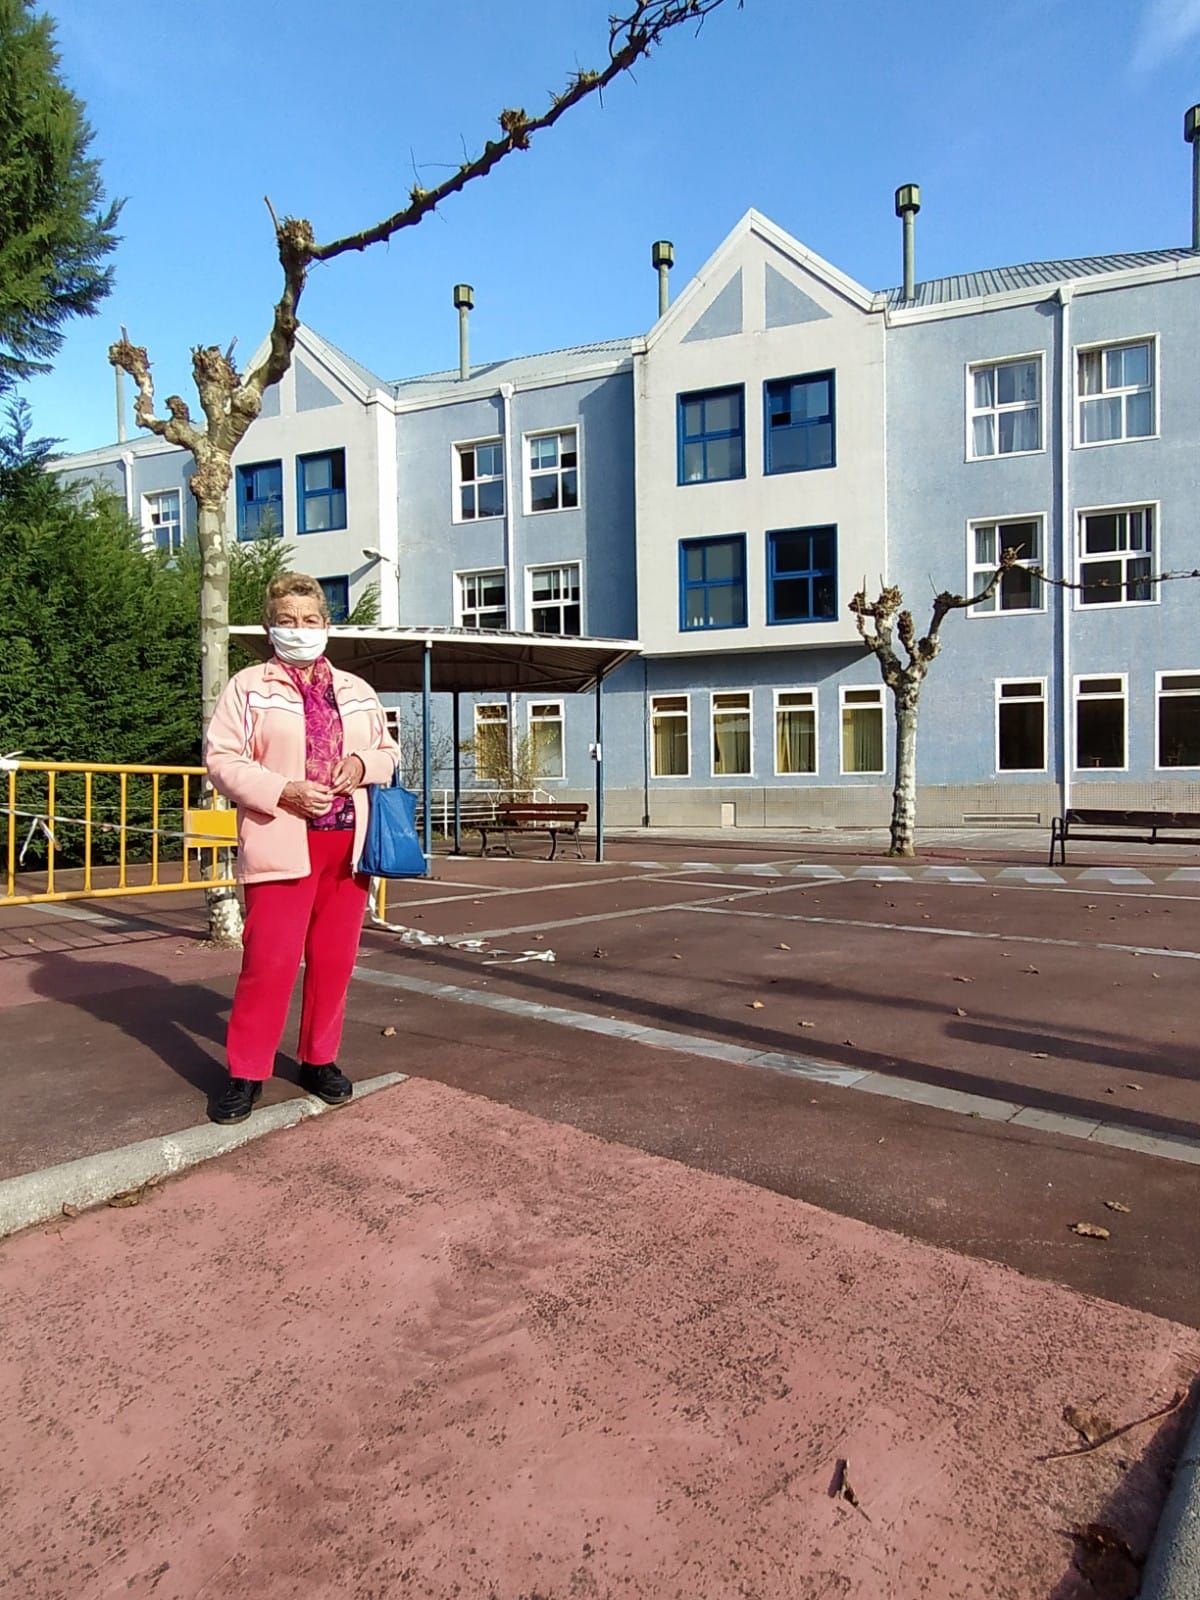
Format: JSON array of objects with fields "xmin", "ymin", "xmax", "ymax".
[
  {"xmin": 1186, "ymin": 106, "xmax": 1200, "ymax": 248},
  {"xmin": 651, "ymin": 240, "xmax": 674, "ymax": 318},
  {"xmin": 1056, "ymin": 285, "xmax": 1073, "ymax": 816},
  {"xmin": 895, "ymin": 185, "xmax": 921, "ymax": 303},
  {"xmin": 499, "ymin": 380, "xmax": 518, "ymax": 779},
  {"xmin": 118, "ymin": 449, "xmax": 135, "ymax": 526}
]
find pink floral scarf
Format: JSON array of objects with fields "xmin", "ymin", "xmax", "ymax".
[{"xmin": 282, "ymin": 657, "xmax": 354, "ymax": 831}]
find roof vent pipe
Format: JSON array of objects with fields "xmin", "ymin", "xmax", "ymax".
[
  {"xmin": 651, "ymin": 240, "xmax": 674, "ymax": 317},
  {"xmin": 1185, "ymin": 107, "xmax": 1200, "ymax": 249},
  {"xmin": 895, "ymin": 185, "xmax": 920, "ymax": 302},
  {"xmin": 453, "ymin": 283, "xmax": 474, "ymax": 380}
]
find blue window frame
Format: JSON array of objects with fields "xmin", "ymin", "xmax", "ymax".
[
  {"xmin": 297, "ymin": 448, "xmax": 347, "ymax": 533},
  {"xmin": 678, "ymin": 386, "xmax": 745, "ymax": 485},
  {"xmin": 318, "ymin": 576, "xmax": 350, "ymax": 623},
  {"xmin": 680, "ymin": 534, "xmax": 747, "ymax": 630},
  {"xmin": 236, "ymin": 459, "xmax": 283, "ymax": 541},
  {"xmin": 767, "ymin": 526, "xmax": 837, "ymax": 624},
  {"xmin": 765, "ymin": 371, "xmax": 835, "ymax": 474}
]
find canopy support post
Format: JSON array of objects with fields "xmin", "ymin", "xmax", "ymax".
[
  {"xmin": 452, "ymin": 691, "xmax": 463, "ymax": 855},
  {"xmin": 422, "ymin": 641, "xmax": 433, "ymax": 864},
  {"xmin": 594, "ymin": 675, "xmax": 604, "ymax": 864}
]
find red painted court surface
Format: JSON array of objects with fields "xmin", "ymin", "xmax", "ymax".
[
  {"xmin": 2, "ymin": 834, "xmax": 1199, "ymax": 1597},
  {"xmin": 2, "ymin": 1078, "xmax": 1197, "ymax": 1600}
]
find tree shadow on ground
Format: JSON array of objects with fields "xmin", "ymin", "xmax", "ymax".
[{"xmin": 403, "ymin": 946, "xmax": 1199, "ymax": 1142}]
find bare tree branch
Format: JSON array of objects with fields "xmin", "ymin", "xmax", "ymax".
[
  {"xmin": 108, "ymin": 335, "xmax": 203, "ymax": 453},
  {"xmin": 1031, "ymin": 564, "xmax": 1200, "ymax": 593}
]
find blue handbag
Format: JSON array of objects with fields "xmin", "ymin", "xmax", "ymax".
[{"xmin": 358, "ymin": 768, "xmax": 428, "ymax": 878}]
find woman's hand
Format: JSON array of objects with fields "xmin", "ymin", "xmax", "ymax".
[
  {"xmin": 279, "ymin": 780, "xmax": 335, "ymax": 819},
  {"xmin": 330, "ymin": 754, "xmax": 366, "ymax": 796}
]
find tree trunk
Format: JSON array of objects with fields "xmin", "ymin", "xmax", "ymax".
[
  {"xmin": 890, "ymin": 680, "xmax": 920, "ymax": 857},
  {"xmin": 196, "ymin": 492, "xmax": 243, "ymax": 947}
]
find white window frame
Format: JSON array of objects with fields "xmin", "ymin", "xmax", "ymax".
[
  {"xmin": 650, "ymin": 693, "xmax": 691, "ymax": 779},
  {"xmin": 1155, "ymin": 670, "xmax": 1200, "ymax": 771},
  {"xmin": 709, "ymin": 689, "xmax": 754, "ymax": 779},
  {"xmin": 527, "ymin": 698, "xmax": 566, "ymax": 781},
  {"xmin": 966, "ymin": 515, "xmax": 1046, "ymax": 617},
  {"xmin": 143, "ymin": 488, "xmax": 183, "ymax": 553},
  {"xmin": 839, "ymin": 685, "xmax": 886, "ymax": 776},
  {"xmin": 773, "ymin": 688, "xmax": 819, "ymax": 777},
  {"xmin": 452, "ymin": 436, "xmax": 505, "ymax": 524},
  {"xmin": 1073, "ymin": 673, "xmax": 1128, "ymax": 773},
  {"xmin": 965, "ymin": 352, "xmax": 1045, "ymax": 462},
  {"xmin": 994, "ymin": 678, "xmax": 1047, "ymax": 774},
  {"xmin": 1075, "ymin": 335, "xmax": 1158, "ymax": 448},
  {"xmin": 454, "ymin": 567, "xmax": 508, "ymax": 630},
  {"xmin": 1074, "ymin": 502, "xmax": 1158, "ymax": 611},
  {"xmin": 523, "ymin": 425, "xmax": 581, "ymax": 515},
  {"xmin": 525, "ymin": 560, "xmax": 584, "ymax": 635}
]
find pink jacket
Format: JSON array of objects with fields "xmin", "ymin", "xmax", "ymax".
[{"xmin": 205, "ymin": 659, "xmax": 400, "ymax": 884}]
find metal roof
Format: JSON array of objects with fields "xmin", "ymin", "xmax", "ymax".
[
  {"xmin": 388, "ymin": 337, "xmax": 635, "ymax": 402},
  {"xmin": 230, "ymin": 625, "xmax": 641, "ymax": 694},
  {"xmin": 878, "ymin": 248, "xmax": 1200, "ymax": 308}
]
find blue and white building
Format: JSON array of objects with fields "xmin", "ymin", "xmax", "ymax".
[{"xmin": 56, "ymin": 160, "xmax": 1200, "ymax": 830}]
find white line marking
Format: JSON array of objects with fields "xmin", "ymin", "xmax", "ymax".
[
  {"xmin": 31, "ymin": 902, "xmax": 122, "ymax": 926},
  {"xmin": 996, "ymin": 867, "xmax": 1066, "ymax": 884},
  {"xmin": 1078, "ymin": 867, "xmax": 1154, "ymax": 885},
  {"xmin": 852, "ymin": 866, "xmax": 912, "ymax": 881},
  {"xmin": 686, "ymin": 903, "xmax": 1200, "ymax": 961},
  {"xmin": 350, "ymin": 968, "xmax": 1200, "ymax": 1167}
]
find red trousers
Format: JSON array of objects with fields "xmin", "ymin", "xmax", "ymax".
[{"xmin": 226, "ymin": 829, "xmax": 369, "ymax": 1081}]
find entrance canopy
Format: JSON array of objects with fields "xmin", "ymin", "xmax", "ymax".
[
  {"xmin": 229, "ymin": 625, "xmax": 643, "ymax": 863},
  {"xmin": 229, "ymin": 625, "xmax": 641, "ymax": 695}
]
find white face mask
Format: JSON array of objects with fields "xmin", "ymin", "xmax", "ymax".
[{"xmin": 269, "ymin": 626, "xmax": 328, "ymax": 665}]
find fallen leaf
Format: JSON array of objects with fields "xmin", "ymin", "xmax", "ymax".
[
  {"xmin": 1064, "ymin": 1405, "xmax": 1113, "ymax": 1444},
  {"xmin": 1151, "ymin": 971, "xmax": 1160, "ymax": 979},
  {"xmin": 108, "ymin": 1188, "xmax": 142, "ymax": 1209},
  {"xmin": 61, "ymin": 1203, "xmax": 80, "ymax": 1218},
  {"xmin": 955, "ymin": 1006, "xmax": 967, "ymax": 1017},
  {"xmin": 748, "ymin": 1000, "xmax": 765, "ymax": 1010},
  {"xmin": 776, "ymin": 942, "xmax": 790, "ymax": 951},
  {"xmin": 1104, "ymin": 1200, "xmax": 1131, "ymax": 1213},
  {"xmin": 829, "ymin": 1458, "xmax": 868, "ymax": 1518},
  {"xmin": 799, "ymin": 1020, "xmax": 815, "ymax": 1028},
  {"xmin": 1032, "ymin": 1051, "xmax": 1049, "ymax": 1059},
  {"xmin": 671, "ymin": 953, "xmax": 682, "ymax": 959},
  {"xmin": 843, "ymin": 1038, "xmax": 856, "ymax": 1047},
  {"xmin": 953, "ymin": 975, "xmax": 974, "ymax": 984},
  {"xmin": 381, "ymin": 1025, "xmax": 397, "ymax": 1037},
  {"xmin": 1105, "ymin": 1087, "xmax": 1116, "ymax": 1094},
  {"xmin": 592, "ymin": 948, "xmax": 607, "ymax": 958},
  {"xmin": 1124, "ymin": 1083, "xmax": 1142, "ymax": 1091},
  {"xmin": 1069, "ymin": 1221, "xmax": 1111, "ymax": 1239},
  {"xmin": 1023, "ymin": 965, "xmax": 1040, "ymax": 974}
]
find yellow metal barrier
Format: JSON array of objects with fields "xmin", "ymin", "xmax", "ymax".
[{"xmin": 1, "ymin": 760, "xmax": 237, "ymax": 907}]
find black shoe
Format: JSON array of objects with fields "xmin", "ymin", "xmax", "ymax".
[
  {"xmin": 298, "ymin": 1063, "xmax": 354, "ymax": 1105},
  {"xmin": 210, "ymin": 1077, "xmax": 262, "ymax": 1125}
]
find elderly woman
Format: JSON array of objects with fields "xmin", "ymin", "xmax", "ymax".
[{"xmin": 205, "ymin": 573, "xmax": 400, "ymax": 1124}]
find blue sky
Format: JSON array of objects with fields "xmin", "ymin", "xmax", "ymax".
[{"xmin": 27, "ymin": 0, "xmax": 1200, "ymax": 452}]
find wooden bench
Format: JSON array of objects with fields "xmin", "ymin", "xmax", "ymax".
[
  {"xmin": 1048, "ymin": 807, "xmax": 1200, "ymax": 864},
  {"xmin": 479, "ymin": 802, "xmax": 588, "ymax": 861}
]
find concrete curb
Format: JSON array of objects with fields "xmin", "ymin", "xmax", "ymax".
[
  {"xmin": 1140, "ymin": 1390, "xmax": 1200, "ymax": 1600},
  {"xmin": 0, "ymin": 1072, "xmax": 408, "ymax": 1241}
]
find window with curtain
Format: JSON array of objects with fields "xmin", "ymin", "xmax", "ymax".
[
  {"xmin": 968, "ymin": 357, "xmax": 1042, "ymax": 458},
  {"xmin": 711, "ymin": 692, "xmax": 751, "ymax": 776},
  {"xmin": 144, "ymin": 489, "xmax": 183, "ymax": 553},
  {"xmin": 236, "ymin": 459, "xmax": 283, "ymax": 540},
  {"xmin": 529, "ymin": 701, "xmax": 565, "ymax": 779},
  {"xmin": 1078, "ymin": 507, "xmax": 1154, "ymax": 606},
  {"xmin": 968, "ymin": 518, "xmax": 1044, "ymax": 613},
  {"xmin": 458, "ymin": 570, "xmax": 507, "ymax": 629},
  {"xmin": 841, "ymin": 687, "xmax": 884, "ymax": 774},
  {"xmin": 775, "ymin": 690, "xmax": 816, "ymax": 775},
  {"xmin": 651, "ymin": 695, "xmax": 689, "ymax": 777},
  {"xmin": 474, "ymin": 703, "xmax": 510, "ymax": 782},
  {"xmin": 456, "ymin": 439, "xmax": 504, "ymax": 521},
  {"xmin": 1078, "ymin": 341, "xmax": 1154, "ymax": 444}
]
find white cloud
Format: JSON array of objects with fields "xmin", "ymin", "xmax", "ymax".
[{"xmin": 1133, "ymin": 0, "xmax": 1200, "ymax": 73}]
